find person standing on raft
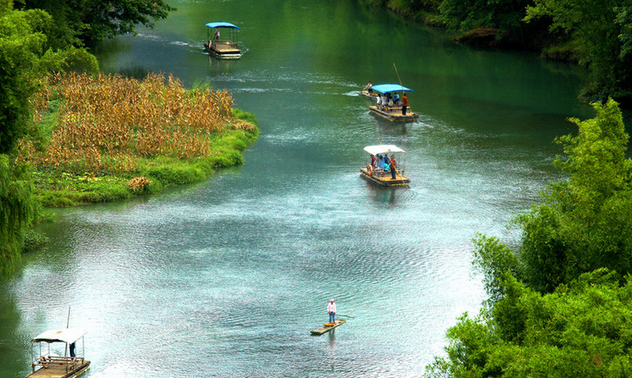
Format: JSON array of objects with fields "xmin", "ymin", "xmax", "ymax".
[
  {"xmin": 390, "ymin": 155, "xmax": 397, "ymax": 179},
  {"xmin": 327, "ymin": 298, "xmax": 337, "ymax": 324},
  {"xmin": 401, "ymin": 92, "xmax": 408, "ymax": 115}
]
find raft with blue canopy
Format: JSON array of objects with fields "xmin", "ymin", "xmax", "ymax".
[
  {"xmin": 204, "ymin": 22, "xmax": 242, "ymax": 59},
  {"xmin": 370, "ymin": 84, "xmax": 414, "ymax": 94},
  {"xmin": 368, "ymin": 83, "xmax": 418, "ymax": 122}
]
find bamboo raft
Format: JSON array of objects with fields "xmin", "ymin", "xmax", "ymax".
[
  {"xmin": 310, "ymin": 320, "xmax": 346, "ymax": 335},
  {"xmin": 369, "ymin": 105, "xmax": 418, "ymax": 122},
  {"xmin": 205, "ymin": 40, "xmax": 241, "ymax": 59},
  {"xmin": 360, "ymin": 167, "xmax": 410, "ymax": 187},
  {"xmin": 27, "ymin": 357, "xmax": 90, "ymax": 378}
]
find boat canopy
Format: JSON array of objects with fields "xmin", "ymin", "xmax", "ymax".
[
  {"xmin": 32, "ymin": 328, "xmax": 87, "ymax": 344},
  {"xmin": 371, "ymin": 84, "xmax": 414, "ymax": 94},
  {"xmin": 205, "ymin": 22, "xmax": 239, "ymax": 30},
  {"xmin": 364, "ymin": 145, "xmax": 406, "ymax": 155}
]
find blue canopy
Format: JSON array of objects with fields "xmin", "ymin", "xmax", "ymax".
[
  {"xmin": 371, "ymin": 84, "xmax": 414, "ymax": 94},
  {"xmin": 205, "ymin": 22, "xmax": 239, "ymax": 30}
]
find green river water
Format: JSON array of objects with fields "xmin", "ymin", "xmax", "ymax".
[{"xmin": 1, "ymin": 0, "xmax": 595, "ymax": 377}]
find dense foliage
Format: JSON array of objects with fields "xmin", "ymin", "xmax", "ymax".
[
  {"xmin": 426, "ymin": 269, "xmax": 632, "ymax": 377},
  {"xmin": 16, "ymin": 0, "xmax": 176, "ymax": 46},
  {"xmin": 0, "ymin": 156, "xmax": 36, "ymax": 278},
  {"xmin": 525, "ymin": 0, "xmax": 632, "ymax": 102},
  {"xmin": 425, "ymin": 99, "xmax": 632, "ymax": 376},
  {"xmin": 518, "ymin": 98, "xmax": 632, "ymax": 292},
  {"xmin": 1, "ymin": 1, "xmax": 55, "ymax": 154},
  {"xmin": 0, "ymin": 0, "xmax": 93, "ymax": 277},
  {"xmin": 364, "ymin": 0, "xmax": 632, "ymax": 103}
]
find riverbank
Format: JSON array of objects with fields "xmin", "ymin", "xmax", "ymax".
[{"xmin": 17, "ymin": 72, "xmax": 259, "ymax": 207}]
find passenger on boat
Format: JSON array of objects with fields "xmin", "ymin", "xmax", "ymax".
[
  {"xmin": 390, "ymin": 155, "xmax": 397, "ymax": 179},
  {"xmin": 327, "ymin": 298, "xmax": 337, "ymax": 324},
  {"xmin": 371, "ymin": 154, "xmax": 376, "ymax": 167},
  {"xmin": 402, "ymin": 93, "xmax": 408, "ymax": 115},
  {"xmin": 364, "ymin": 81, "xmax": 373, "ymax": 94},
  {"xmin": 377, "ymin": 95, "xmax": 386, "ymax": 109},
  {"xmin": 214, "ymin": 28, "xmax": 220, "ymax": 40}
]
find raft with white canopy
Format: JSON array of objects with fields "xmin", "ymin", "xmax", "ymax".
[
  {"xmin": 360, "ymin": 144, "xmax": 410, "ymax": 186},
  {"xmin": 27, "ymin": 328, "xmax": 90, "ymax": 378}
]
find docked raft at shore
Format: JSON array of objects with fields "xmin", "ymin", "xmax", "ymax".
[{"xmin": 310, "ymin": 320, "xmax": 346, "ymax": 335}]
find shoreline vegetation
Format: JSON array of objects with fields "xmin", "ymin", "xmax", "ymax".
[
  {"xmin": 361, "ymin": 0, "xmax": 632, "ymax": 106},
  {"xmin": 17, "ymin": 72, "xmax": 259, "ymax": 208},
  {"xmin": 1, "ymin": 0, "xmax": 257, "ymax": 277}
]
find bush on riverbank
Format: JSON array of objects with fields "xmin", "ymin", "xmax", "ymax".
[{"xmin": 16, "ymin": 72, "xmax": 259, "ymax": 207}]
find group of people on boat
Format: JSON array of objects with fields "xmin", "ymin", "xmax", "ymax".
[
  {"xmin": 376, "ymin": 92, "xmax": 409, "ymax": 115},
  {"xmin": 365, "ymin": 82, "xmax": 409, "ymax": 116},
  {"xmin": 368, "ymin": 153, "xmax": 398, "ymax": 179}
]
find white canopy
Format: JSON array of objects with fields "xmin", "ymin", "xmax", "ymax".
[
  {"xmin": 32, "ymin": 328, "xmax": 86, "ymax": 344},
  {"xmin": 363, "ymin": 145, "xmax": 406, "ymax": 155}
]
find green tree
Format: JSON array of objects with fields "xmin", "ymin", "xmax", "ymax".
[
  {"xmin": 426, "ymin": 269, "xmax": 632, "ymax": 377},
  {"xmin": 0, "ymin": 156, "xmax": 36, "ymax": 277},
  {"xmin": 517, "ymin": 98, "xmax": 632, "ymax": 292},
  {"xmin": 0, "ymin": 0, "xmax": 96, "ymax": 277},
  {"xmin": 525, "ymin": 0, "xmax": 632, "ymax": 102},
  {"xmin": 440, "ymin": 0, "xmax": 532, "ymax": 32},
  {"xmin": 18, "ymin": 0, "xmax": 176, "ymax": 46},
  {"xmin": 426, "ymin": 100, "xmax": 632, "ymax": 376},
  {"xmin": 0, "ymin": 0, "xmax": 96, "ymax": 154}
]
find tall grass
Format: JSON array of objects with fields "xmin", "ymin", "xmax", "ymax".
[
  {"xmin": 19, "ymin": 72, "xmax": 255, "ymax": 174},
  {"xmin": 17, "ymin": 72, "xmax": 258, "ymax": 206}
]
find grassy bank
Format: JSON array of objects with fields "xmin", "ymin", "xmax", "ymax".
[{"xmin": 17, "ymin": 72, "xmax": 259, "ymax": 207}]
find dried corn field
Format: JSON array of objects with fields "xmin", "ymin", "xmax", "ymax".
[{"xmin": 19, "ymin": 72, "xmax": 254, "ymax": 174}]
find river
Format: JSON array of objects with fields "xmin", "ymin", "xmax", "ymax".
[{"xmin": 0, "ymin": 0, "xmax": 593, "ymax": 377}]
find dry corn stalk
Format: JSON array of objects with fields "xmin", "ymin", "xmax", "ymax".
[{"xmin": 20, "ymin": 72, "xmax": 241, "ymax": 174}]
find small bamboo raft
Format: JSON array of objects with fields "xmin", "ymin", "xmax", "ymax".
[
  {"xmin": 369, "ymin": 105, "xmax": 418, "ymax": 122},
  {"xmin": 27, "ymin": 358, "xmax": 90, "ymax": 378},
  {"xmin": 310, "ymin": 320, "xmax": 346, "ymax": 336}
]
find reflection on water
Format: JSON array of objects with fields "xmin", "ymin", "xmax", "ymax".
[
  {"xmin": 0, "ymin": 0, "xmax": 594, "ymax": 377},
  {"xmin": 366, "ymin": 184, "xmax": 401, "ymax": 205}
]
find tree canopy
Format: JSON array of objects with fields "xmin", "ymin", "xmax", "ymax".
[
  {"xmin": 425, "ymin": 99, "xmax": 632, "ymax": 376},
  {"xmin": 0, "ymin": 0, "xmax": 95, "ymax": 277},
  {"xmin": 524, "ymin": 0, "xmax": 632, "ymax": 101},
  {"xmin": 517, "ymin": 98, "xmax": 632, "ymax": 292},
  {"xmin": 426, "ymin": 269, "xmax": 632, "ymax": 377},
  {"xmin": 17, "ymin": 0, "xmax": 176, "ymax": 46}
]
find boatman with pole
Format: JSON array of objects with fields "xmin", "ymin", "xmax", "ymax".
[
  {"xmin": 402, "ymin": 92, "xmax": 408, "ymax": 115},
  {"xmin": 327, "ymin": 298, "xmax": 337, "ymax": 325}
]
